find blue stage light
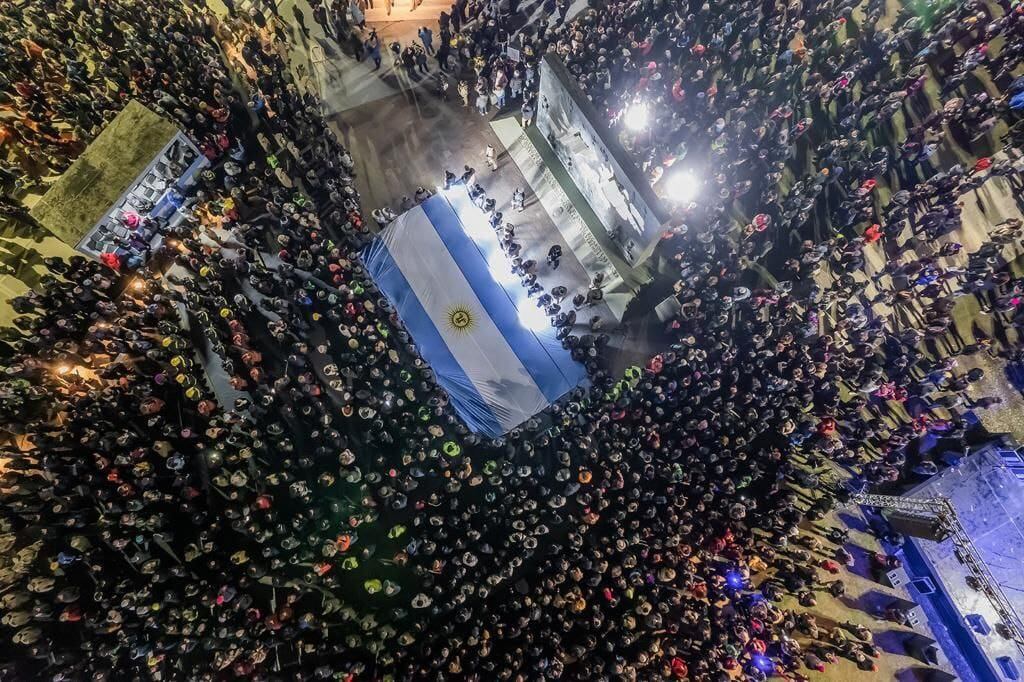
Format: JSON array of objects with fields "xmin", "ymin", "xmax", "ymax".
[{"xmin": 751, "ymin": 654, "xmax": 774, "ymax": 674}]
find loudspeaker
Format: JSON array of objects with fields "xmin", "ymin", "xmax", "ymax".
[
  {"xmin": 882, "ymin": 566, "xmax": 909, "ymax": 588},
  {"xmin": 886, "ymin": 512, "xmax": 949, "ymax": 542},
  {"xmin": 905, "ymin": 605, "xmax": 926, "ymax": 629}
]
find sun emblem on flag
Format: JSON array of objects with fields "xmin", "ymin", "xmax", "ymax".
[{"xmin": 446, "ymin": 304, "xmax": 475, "ymax": 334}]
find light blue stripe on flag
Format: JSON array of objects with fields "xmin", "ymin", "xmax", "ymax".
[{"xmin": 362, "ymin": 238, "xmax": 506, "ymax": 437}]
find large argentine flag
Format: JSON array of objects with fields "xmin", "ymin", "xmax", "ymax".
[{"xmin": 362, "ymin": 190, "xmax": 586, "ymax": 437}]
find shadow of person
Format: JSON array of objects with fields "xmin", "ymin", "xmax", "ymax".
[
  {"xmin": 836, "ymin": 511, "xmax": 871, "ymax": 533},
  {"xmin": 839, "ymin": 587, "xmax": 897, "ymax": 618},
  {"xmin": 873, "ymin": 628, "xmax": 914, "ymax": 655},
  {"xmin": 0, "ymin": 238, "xmax": 51, "ymax": 290}
]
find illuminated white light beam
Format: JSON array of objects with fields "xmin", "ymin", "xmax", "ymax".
[
  {"xmin": 517, "ymin": 303, "xmax": 550, "ymax": 331},
  {"xmin": 487, "ymin": 252, "xmax": 519, "ymax": 285},
  {"xmin": 664, "ymin": 169, "xmax": 700, "ymax": 203},
  {"xmin": 624, "ymin": 102, "xmax": 649, "ymax": 132}
]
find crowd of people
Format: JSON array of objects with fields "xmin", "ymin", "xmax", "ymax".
[{"xmin": 2, "ymin": 0, "xmax": 1024, "ymax": 678}]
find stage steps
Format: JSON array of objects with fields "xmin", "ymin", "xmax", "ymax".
[{"xmin": 362, "ymin": 0, "xmax": 449, "ymax": 23}]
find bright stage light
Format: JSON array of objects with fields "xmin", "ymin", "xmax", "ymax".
[
  {"xmin": 664, "ymin": 169, "xmax": 700, "ymax": 203},
  {"xmin": 623, "ymin": 102, "xmax": 649, "ymax": 131},
  {"xmin": 751, "ymin": 654, "xmax": 774, "ymax": 674},
  {"xmin": 518, "ymin": 304, "xmax": 549, "ymax": 331},
  {"xmin": 463, "ymin": 216, "xmax": 493, "ymax": 243},
  {"xmin": 487, "ymin": 253, "xmax": 518, "ymax": 285},
  {"xmin": 724, "ymin": 569, "xmax": 746, "ymax": 590}
]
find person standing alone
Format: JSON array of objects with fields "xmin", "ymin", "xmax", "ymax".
[
  {"xmin": 547, "ymin": 244, "xmax": 562, "ymax": 269},
  {"xmin": 418, "ymin": 26, "xmax": 434, "ymax": 54},
  {"xmin": 512, "ymin": 187, "xmax": 525, "ymax": 211},
  {"xmin": 349, "ymin": 0, "xmax": 365, "ymax": 29},
  {"xmin": 312, "ymin": 1, "xmax": 333, "ymax": 38},
  {"xmin": 365, "ymin": 30, "xmax": 382, "ymax": 69}
]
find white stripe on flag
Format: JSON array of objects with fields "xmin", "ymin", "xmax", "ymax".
[{"xmin": 381, "ymin": 206, "xmax": 550, "ymax": 431}]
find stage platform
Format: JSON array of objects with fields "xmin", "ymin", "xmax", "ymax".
[
  {"xmin": 903, "ymin": 442, "xmax": 1024, "ymax": 681},
  {"xmin": 491, "ymin": 116, "xmax": 652, "ymax": 322}
]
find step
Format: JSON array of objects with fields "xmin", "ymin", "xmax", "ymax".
[{"xmin": 362, "ymin": 0, "xmax": 448, "ymax": 22}]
